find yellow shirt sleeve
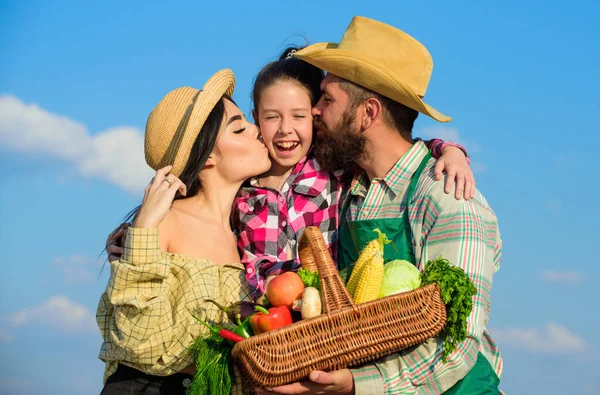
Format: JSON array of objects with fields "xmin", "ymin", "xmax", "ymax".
[{"xmin": 97, "ymin": 227, "xmax": 252, "ymax": 384}]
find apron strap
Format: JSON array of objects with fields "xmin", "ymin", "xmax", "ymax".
[
  {"xmin": 339, "ymin": 199, "xmax": 350, "ymax": 233},
  {"xmin": 401, "ymin": 152, "xmax": 432, "ymax": 249},
  {"xmin": 406, "ymin": 152, "xmax": 432, "ymax": 204},
  {"xmin": 336, "ymin": 151, "xmax": 433, "ymax": 272}
]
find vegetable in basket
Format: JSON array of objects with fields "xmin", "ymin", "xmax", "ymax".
[
  {"xmin": 193, "ymin": 316, "xmax": 245, "ymax": 345},
  {"xmin": 233, "ymin": 315, "xmax": 254, "ymax": 339},
  {"xmin": 292, "ymin": 287, "xmax": 322, "ymax": 319},
  {"xmin": 347, "ymin": 228, "xmax": 391, "ymax": 303},
  {"xmin": 187, "ymin": 331, "xmax": 233, "ymax": 395},
  {"xmin": 378, "ymin": 259, "xmax": 422, "ymax": 297},
  {"xmin": 421, "ymin": 257, "xmax": 478, "ymax": 362},
  {"xmin": 297, "ymin": 267, "xmax": 321, "ymax": 291},
  {"xmin": 265, "ymin": 271, "xmax": 305, "ymax": 309},
  {"xmin": 375, "ymin": 256, "xmax": 477, "ymax": 363},
  {"xmin": 249, "ymin": 305, "xmax": 293, "ymax": 334},
  {"xmin": 204, "ymin": 298, "xmax": 261, "ymax": 323},
  {"xmin": 187, "ymin": 315, "xmax": 254, "ymax": 394}
]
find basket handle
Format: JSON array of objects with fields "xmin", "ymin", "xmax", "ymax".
[{"xmin": 298, "ymin": 226, "xmax": 355, "ymax": 314}]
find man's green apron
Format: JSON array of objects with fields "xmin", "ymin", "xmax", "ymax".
[{"xmin": 338, "ymin": 153, "xmax": 500, "ymax": 394}]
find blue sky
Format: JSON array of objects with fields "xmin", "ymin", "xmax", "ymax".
[{"xmin": 0, "ymin": 0, "xmax": 599, "ymax": 394}]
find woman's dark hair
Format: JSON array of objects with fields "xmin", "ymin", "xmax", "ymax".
[
  {"xmin": 252, "ymin": 46, "xmax": 324, "ymax": 114},
  {"xmin": 99, "ymin": 96, "xmax": 232, "ymax": 273},
  {"xmin": 175, "ymin": 96, "xmax": 231, "ymax": 199},
  {"xmin": 122, "ymin": 95, "xmax": 233, "ymax": 224}
]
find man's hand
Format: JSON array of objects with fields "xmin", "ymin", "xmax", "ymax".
[
  {"xmin": 254, "ymin": 369, "xmax": 355, "ymax": 395},
  {"xmin": 105, "ymin": 222, "xmax": 129, "ymax": 261}
]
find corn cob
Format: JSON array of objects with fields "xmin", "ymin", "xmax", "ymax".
[{"xmin": 347, "ymin": 229, "xmax": 391, "ymax": 303}]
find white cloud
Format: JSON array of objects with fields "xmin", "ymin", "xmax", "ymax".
[
  {"xmin": 494, "ymin": 322, "xmax": 586, "ymax": 353},
  {"xmin": 8, "ymin": 295, "xmax": 96, "ymax": 334},
  {"xmin": 53, "ymin": 255, "xmax": 96, "ymax": 284},
  {"xmin": 419, "ymin": 125, "xmax": 486, "ymax": 173},
  {"xmin": 540, "ymin": 270, "xmax": 584, "ymax": 284},
  {"xmin": 0, "ymin": 94, "xmax": 153, "ymax": 195}
]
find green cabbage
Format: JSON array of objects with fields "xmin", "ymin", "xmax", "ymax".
[{"xmin": 378, "ymin": 259, "xmax": 421, "ymax": 297}]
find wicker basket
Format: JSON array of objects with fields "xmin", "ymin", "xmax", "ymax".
[{"xmin": 231, "ymin": 226, "xmax": 446, "ymax": 388}]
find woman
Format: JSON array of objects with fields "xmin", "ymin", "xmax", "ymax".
[{"xmin": 97, "ymin": 69, "xmax": 271, "ymax": 394}]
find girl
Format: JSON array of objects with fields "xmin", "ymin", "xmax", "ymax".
[{"xmin": 233, "ymin": 47, "xmax": 474, "ymax": 301}]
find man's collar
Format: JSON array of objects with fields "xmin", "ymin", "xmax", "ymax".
[{"xmin": 350, "ymin": 140, "xmax": 430, "ymax": 199}]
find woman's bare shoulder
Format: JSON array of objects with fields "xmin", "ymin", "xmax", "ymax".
[{"xmin": 157, "ymin": 208, "xmax": 180, "ymax": 252}]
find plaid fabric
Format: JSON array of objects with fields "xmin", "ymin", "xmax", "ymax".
[
  {"xmin": 96, "ymin": 227, "xmax": 251, "ymax": 394},
  {"xmin": 344, "ymin": 140, "xmax": 503, "ymax": 395},
  {"xmin": 232, "ymin": 140, "xmax": 463, "ymax": 299},
  {"xmin": 233, "ymin": 152, "xmax": 343, "ymax": 298}
]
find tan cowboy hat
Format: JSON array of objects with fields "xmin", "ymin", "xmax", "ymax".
[
  {"xmin": 145, "ymin": 69, "xmax": 236, "ymax": 177},
  {"xmin": 294, "ymin": 16, "xmax": 450, "ymax": 123}
]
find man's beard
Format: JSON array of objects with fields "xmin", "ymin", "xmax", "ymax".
[{"xmin": 313, "ymin": 109, "xmax": 367, "ymax": 172}]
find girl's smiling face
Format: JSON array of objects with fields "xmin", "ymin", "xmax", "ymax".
[{"xmin": 256, "ymin": 80, "xmax": 314, "ymax": 171}]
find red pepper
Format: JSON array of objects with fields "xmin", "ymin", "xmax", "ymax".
[
  {"xmin": 193, "ymin": 316, "xmax": 244, "ymax": 344},
  {"xmin": 249, "ymin": 305, "xmax": 293, "ymax": 334}
]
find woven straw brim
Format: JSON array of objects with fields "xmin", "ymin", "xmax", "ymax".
[
  {"xmin": 295, "ymin": 43, "xmax": 451, "ymax": 123},
  {"xmin": 145, "ymin": 69, "xmax": 236, "ymax": 177}
]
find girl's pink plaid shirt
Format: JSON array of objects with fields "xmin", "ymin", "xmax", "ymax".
[{"xmin": 232, "ymin": 151, "xmax": 342, "ymax": 299}]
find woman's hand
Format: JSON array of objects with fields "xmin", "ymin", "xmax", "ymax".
[
  {"xmin": 134, "ymin": 166, "xmax": 187, "ymax": 228},
  {"xmin": 434, "ymin": 146, "xmax": 475, "ymax": 200}
]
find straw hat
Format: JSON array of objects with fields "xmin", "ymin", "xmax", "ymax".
[
  {"xmin": 145, "ymin": 69, "xmax": 236, "ymax": 177},
  {"xmin": 294, "ymin": 16, "xmax": 450, "ymax": 122}
]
